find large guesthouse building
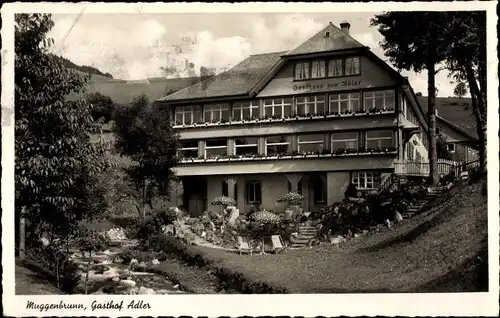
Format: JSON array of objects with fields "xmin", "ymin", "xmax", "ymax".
[{"xmin": 157, "ymin": 22, "xmax": 430, "ymax": 216}]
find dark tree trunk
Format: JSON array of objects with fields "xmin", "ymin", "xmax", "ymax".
[
  {"xmin": 427, "ymin": 62, "xmax": 438, "ymax": 186},
  {"xmin": 142, "ymin": 178, "xmax": 147, "ymax": 220},
  {"xmin": 465, "ymin": 62, "xmax": 487, "ymax": 173},
  {"xmin": 427, "ymin": 18, "xmax": 439, "ymax": 186}
]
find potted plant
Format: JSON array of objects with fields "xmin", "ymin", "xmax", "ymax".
[
  {"xmin": 249, "ymin": 210, "xmax": 281, "ymax": 255},
  {"xmin": 211, "ymin": 196, "xmax": 237, "ymax": 216},
  {"xmin": 277, "ymin": 192, "xmax": 304, "ymax": 220}
]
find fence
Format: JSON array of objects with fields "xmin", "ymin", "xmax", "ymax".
[{"xmin": 394, "ymin": 159, "xmax": 461, "ymax": 177}]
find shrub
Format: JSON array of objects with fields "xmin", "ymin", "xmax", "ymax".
[
  {"xmin": 26, "ymin": 241, "xmax": 81, "ymax": 294},
  {"xmin": 120, "ymin": 246, "xmax": 161, "ymax": 265},
  {"xmin": 136, "ymin": 209, "xmax": 175, "ymax": 243}
]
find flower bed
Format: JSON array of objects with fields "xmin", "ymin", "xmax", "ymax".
[{"xmin": 319, "ymin": 182, "xmax": 429, "ymax": 239}]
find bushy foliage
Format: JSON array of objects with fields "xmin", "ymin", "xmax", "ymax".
[
  {"xmin": 276, "ymin": 192, "xmax": 304, "ymax": 205},
  {"xmin": 437, "ymin": 134, "xmax": 453, "ymax": 160},
  {"xmin": 15, "ymin": 14, "xmax": 112, "ymax": 240},
  {"xmin": 136, "ymin": 209, "xmax": 177, "ymax": 243},
  {"xmin": 52, "ymin": 54, "xmax": 113, "ymax": 78},
  {"xmin": 321, "ymin": 184, "xmax": 429, "ymax": 236},
  {"xmin": 113, "ymin": 94, "xmax": 179, "ymax": 219},
  {"xmin": 74, "ymin": 227, "xmax": 111, "ymax": 253},
  {"xmin": 86, "ymin": 92, "xmax": 116, "ymax": 123},
  {"xmin": 26, "ymin": 240, "xmax": 81, "ymax": 293}
]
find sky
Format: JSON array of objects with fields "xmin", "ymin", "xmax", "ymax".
[{"xmin": 48, "ymin": 12, "xmax": 458, "ymax": 97}]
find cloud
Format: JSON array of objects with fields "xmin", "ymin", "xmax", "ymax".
[
  {"xmin": 48, "ymin": 16, "xmax": 169, "ymax": 80},
  {"xmin": 48, "ymin": 13, "xmax": 459, "ymax": 97},
  {"xmin": 152, "ymin": 13, "xmax": 324, "ymax": 78}
]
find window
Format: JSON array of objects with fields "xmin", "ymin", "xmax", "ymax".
[
  {"xmin": 328, "ymin": 59, "xmax": 343, "ymax": 77},
  {"xmin": 366, "ymin": 130, "xmax": 393, "ymax": 149},
  {"xmin": 204, "ymin": 104, "xmax": 229, "ymax": 123},
  {"xmin": 297, "ymin": 180, "xmax": 303, "ymax": 195},
  {"xmin": 331, "ymin": 132, "xmax": 358, "ymax": 151},
  {"xmin": 345, "ymin": 57, "xmax": 360, "ymax": 75},
  {"xmin": 234, "ymin": 137, "xmax": 258, "ymax": 156},
  {"xmin": 311, "ymin": 60, "xmax": 326, "ymax": 78},
  {"xmin": 313, "ymin": 175, "xmax": 326, "ymax": 203},
  {"xmin": 175, "ymin": 106, "xmax": 202, "ymax": 125},
  {"xmin": 406, "ymin": 142, "xmax": 415, "ymax": 160},
  {"xmin": 263, "ymin": 98, "xmax": 292, "ymax": 118},
  {"xmin": 401, "ymin": 95, "xmax": 407, "ymax": 116},
  {"xmin": 295, "ymin": 62, "xmax": 310, "ymax": 80},
  {"xmin": 246, "ymin": 181, "xmax": 262, "ymax": 204},
  {"xmin": 298, "ymin": 134, "xmax": 324, "ymax": 154},
  {"xmin": 352, "ymin": 171, "xmax": 381, "ymax": 189},
  {"xmin": 447, "ymin": 143, "xmax": 456, "ymax": 153},
  {"xmin": 266, "ymin": 135, "xmax": 291, "ymax": 156},
  {"xmin": 435, "ymin": 127, "xmax": 441, "ymax": 135},
  {"xmin": 233, "ymin": 101, "xmax": 260, "ymax": 121},
  {"xmin": 329, "ymin": 93, "xmax": 360, "ymax": 113},
  {"xmin": 296, "ymin": 95, "xmax": 326, "ymax": 116},
  {"xmin": 205, "ymin": 139, "xmax": 227, "ymax": 158},
  {"xmin": 364, "ymin": 90, "xmax": 395, "ymax": 110},
  {"xmin": 179, "ymin": 140, "xmax": 198, "ymax": 159}
]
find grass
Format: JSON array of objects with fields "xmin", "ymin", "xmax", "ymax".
[
  {"xmin": 157, "ymin": 179, "xmax": 488, "ymax": 293},
  {"xmin": 150, "ymin": 258, "xmax": 220, "ymax": 294},
  {"xmin": 15, "ymin": 259, "xmax": 64, "ymax": 295}
]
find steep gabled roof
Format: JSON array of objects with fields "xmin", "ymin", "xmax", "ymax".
[
  {"xmin": 158, "ymin": 51, "xmax": 286, "ymax": 103},
  {"xmin": 417, "ymin": 96, "xmax": 478, "ymax": 140},
  {"xmin": 283, "ymin": 22, "xmax": 366, "ymax": 57}
]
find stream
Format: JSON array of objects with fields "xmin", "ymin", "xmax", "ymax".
[{"xmin": 70, "ymin": 239, "xmax": 188, "ymax": 295}]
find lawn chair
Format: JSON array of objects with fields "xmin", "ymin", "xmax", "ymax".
[
  {"xmin": 236, "ymin": 236, "xmax": 253, "ymax": 255},
  {"xmin": 271, "ymin": 235, "xmax": 288, "ymax": 254}
]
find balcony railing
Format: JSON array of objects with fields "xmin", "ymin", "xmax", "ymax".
[
  {"xmin": 180, "ymin": 147, "xmax": 397, "ymax": 164},
  {"xmin": 172, "ymin": 108, "xmax": 395, "ymax": 129},
  {"xmin": 394, "ymin": 159, "xmax": 461, "ymax": 177}
]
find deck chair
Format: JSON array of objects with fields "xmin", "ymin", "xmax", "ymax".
[
  {"xmin": 237, "ymin": 236, "xmax": 253, "ymax": 255},
  {"xmin": 271, "ymin": 235, "xmax": 287, "ymax": 254}
]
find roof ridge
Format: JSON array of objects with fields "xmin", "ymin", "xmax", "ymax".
[
  {"xmin": 250, "ymin": 50, "xmax": 288, "ymax": 57},
  {"xmin": 285, "ymin": 22, "xmax": 365, "ymax": 56}
]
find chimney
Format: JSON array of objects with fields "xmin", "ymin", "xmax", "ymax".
[
  {"xmin": 200, "ymin": 66, "xmax": 215, "ymax": 81},
  {"xmin": 200, "ymin": 66, "xmax": 216, "ymax": 90},
  {"xmin": 340, "ymin": 22, "xmax": 350, "ymax": 34}
]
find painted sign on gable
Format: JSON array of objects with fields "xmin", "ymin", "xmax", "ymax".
[
  {"xmin": 257, "ymin": 56, "xmax": 397, "ymax": 98},
  {"xmin": 292, "ymin": 79, "xmax": 363, "ymax": 92}
]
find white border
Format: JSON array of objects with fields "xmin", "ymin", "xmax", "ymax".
[{"xmin": 2, "ymin": 2, "xmax": 499, "ymax": 317}]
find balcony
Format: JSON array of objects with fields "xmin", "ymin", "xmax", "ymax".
[
  {"xmin": 172, "ymin": 107, "xmax": 396, "ymax": 129},
  {"xmin": 394, "ymin": 159, "xmax": 461, "ymax": 177},
  {"xmin": 179, "ymin": 147, "xmax": 397, "ymax": 164}
]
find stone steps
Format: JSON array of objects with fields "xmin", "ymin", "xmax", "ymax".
[{"xmin": 291, "ymin": 225, "xmax": 319, "ymax": 248}]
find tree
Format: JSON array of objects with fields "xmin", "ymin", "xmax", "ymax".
[
  {"xmin": 15, "ymin": 14, "xmax": 112, "ymax": 242},
  {"xmin": 86, "ymin": 92, "xmax": 115, "ymax": 123},
  {"xmin": 453, "ymin": 82, "xmax": 468, "ymax": 98},
  {"xmin": 436, "ymin": 134, "xmax": 453, "ymax": 160},
  {"xmin": 444, "ymin": 12, "xmax": 487, "ymax": 173},
  {"xmin": 113, "ymin": 94, "xmax": 179, "ymax": 220},
  {"xmin": 371, "ymin": 12, "xmax": 452, "ymax": 185}
]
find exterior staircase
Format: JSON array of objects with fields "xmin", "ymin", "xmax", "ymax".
[
  {"xmin": 401, "ymin": 185, "xmax": 449, "ymax": 219},
  {"xmin": 290, "ymin": 224, "xmax": 318, "ymax": 249}
]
